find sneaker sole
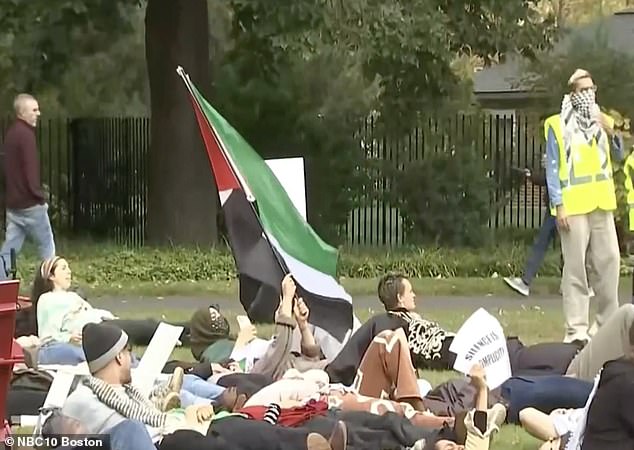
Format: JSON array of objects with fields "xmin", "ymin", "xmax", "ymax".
[
  {"xmin": 162, "ymin": 392, "xmax": 181, "ymax": 411},
  {"xmin": 168, "ymin": 367, "xmax": 185, "ymax": 393},
  {"xmin": 503, "ymin": 278, "xmax": 529, "ymax": 296}
]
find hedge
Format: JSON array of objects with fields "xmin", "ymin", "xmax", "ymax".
[{"xmin": 14, "ymin": 240, "xmax": 631, "ymax": 287}]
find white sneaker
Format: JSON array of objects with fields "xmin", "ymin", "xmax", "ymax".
[
  {"xmin": 588, "ymin": 287, "xmax": 595, "ymax": 297},
  {"xmin": 503, "ymin": 277, "xmax": 530, "ymax": 296}
]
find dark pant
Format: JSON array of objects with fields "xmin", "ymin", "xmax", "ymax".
[
  {"xmin": 501, "ymin": 375, "xmax": 593, "ymax": 424},
  {"xmin": 303, "ymin": 410, "xmax": 435, "ymax": 450},
  {"xmin": 216, "ymin": 373, "xmax": 273, "ymax": 398},
  {"xmin": 523, "ymin": 210, "xmax": 558, "ymax": 285},
  {"xmin": 210, "ymin": 416, "xmax": 313, "ymax": 449},
  {"xmin": 109, "ymin": 319, "xmax": 190, "ymax": 346}
]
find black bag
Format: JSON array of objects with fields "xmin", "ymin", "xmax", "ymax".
[{"xmin": 11, "ymin": 369, "xmax": 54, "ymax": 392}]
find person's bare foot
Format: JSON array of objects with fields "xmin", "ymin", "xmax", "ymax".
[{"xmin": 307, "ymin": 433, "xmax": 332, "ymax": 450}]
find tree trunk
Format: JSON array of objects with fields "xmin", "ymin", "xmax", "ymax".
[{"xmin": 144, "ymin": 0, "xmax": 218, "ymax": 246}]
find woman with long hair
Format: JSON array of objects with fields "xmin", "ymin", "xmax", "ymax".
[{"xmin": 32, "ymin": 256, "xmax": 189, "ymax": 365}]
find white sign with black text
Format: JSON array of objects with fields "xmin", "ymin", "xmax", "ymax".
[{"xmin": 449, "ymin": 308, "xmax": 512, "ymax": 389}]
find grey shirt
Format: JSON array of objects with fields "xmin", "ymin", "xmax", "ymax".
[{"xmin": 62, "ymin": 383, "xmax": 161, "ymax": 442}]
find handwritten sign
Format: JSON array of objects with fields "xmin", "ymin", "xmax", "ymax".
[{"xmin": 450, "ymin": 308, "xmax": 512, "ymax": 389}]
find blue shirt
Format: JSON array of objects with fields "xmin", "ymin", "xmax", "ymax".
[{"xmin": 545, "ymin": 127, "xmax": 624, "ymax": 208}]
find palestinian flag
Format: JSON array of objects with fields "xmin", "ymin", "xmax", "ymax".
[{"xmin": 177, "ymin": 67, "xmax": 353, "ymax": 342}]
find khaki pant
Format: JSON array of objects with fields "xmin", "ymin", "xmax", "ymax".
[
  {"xmin": 559, "ymin": 209, "xmax": 620, "ymax": 343},
  {"xmin": 566, "ymin": 304, "xmax": 634, "ymax": 381}
]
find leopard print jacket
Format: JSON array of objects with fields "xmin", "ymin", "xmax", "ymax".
[{"xmin": 388, "ymin": 310, "xmax": 455, "ymax": 370}]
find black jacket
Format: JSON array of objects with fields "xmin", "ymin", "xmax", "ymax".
[{"xmin": 582, "ymin": 357, "xmax": 634, "ymax": 450}]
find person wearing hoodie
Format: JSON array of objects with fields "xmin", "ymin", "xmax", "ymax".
[{"xmin": 581, "ymin": 321, "xmax": 634, "ymax": 450}]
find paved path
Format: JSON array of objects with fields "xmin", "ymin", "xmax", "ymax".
[{"xmin": 90, "ymin": 285, "xmax": 634, "ymax": 314}]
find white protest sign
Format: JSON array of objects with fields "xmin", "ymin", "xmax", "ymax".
[
  {"xmin": 132, "ymin": 322, "xmax": 184, "ymax": 396},
  {"xmin": 265, "ymin": 157, "xmax": 307, "ymax": 221},
  {"xmin": 450, "ymin": 308, "xmax": 512, "ymax": 389}
]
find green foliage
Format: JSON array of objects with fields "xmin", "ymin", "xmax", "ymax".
[
  {"xmin": 228, "ymin": 0, "xmax": 556, "ymax": 127},
  {"xmin": 15, "ymin": 240, "xmax": 565, "ymax": 286},
  {"xmin": 213, "ymin": 42, "xmax": 380, "ymax": 244},
  {"xmin": 0, "ymin": 1, "xmax": 142, "ymax": 115},
  {"xmin": 384, "ymin": 139, "xmax": 498, "ymax": 246}
]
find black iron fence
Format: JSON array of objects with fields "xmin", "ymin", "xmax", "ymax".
[{"xmin": 0, "ymin": 113, "xmax": 549, "ymax": 247}]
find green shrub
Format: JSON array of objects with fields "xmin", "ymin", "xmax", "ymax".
[
  {"xmin": 10, "ymin": 240, "xmax": 572, "ymax": 285},
  {"xmin": 384, "ymin": 139, "xmax": 498, "ymax": 247}
]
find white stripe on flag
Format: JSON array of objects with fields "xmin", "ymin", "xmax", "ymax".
[
  {"xmin": 265, "ymin": 233, "xmax": 352, "ymax": 303},
  {"xmin": 219, "ymin": 189, "xmax": 232, "ymax": 206}
]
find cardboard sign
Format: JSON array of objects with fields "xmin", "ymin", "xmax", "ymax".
[{"xmin": 450, "ymin": 308, "xmax": 512, "ymax": 389}]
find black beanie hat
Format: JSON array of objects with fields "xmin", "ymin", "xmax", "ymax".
[{"xmin": 82, "ymin": 322, "xmax": 129, "ymax": 374}]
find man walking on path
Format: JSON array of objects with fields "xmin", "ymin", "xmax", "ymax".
[
  {"xmin": 504, "ymin": 155, "xmax": 559, "ymax": 296},
  {"xmin": 504, "ymin": 155, "xmax": 594, "ymax": 299},
  {"xmin": 545, "ymin": 69, "xmax": 623, "ymax": 344},
  {"xmin": 0, "ymin": 93, "xmax": 55, "ymax": 280}
]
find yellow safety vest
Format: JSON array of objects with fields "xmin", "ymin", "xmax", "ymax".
[
  {"xmin": 624, "ymin": 152, "xmax": 634, "ymax": 231},
  {"xmin": 544, "ymin": 113, "xmax": 617, "ymax": 216}
]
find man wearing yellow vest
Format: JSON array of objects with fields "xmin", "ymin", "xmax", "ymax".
[
  {"xmin": 624, "ymin": 150, "xmax": 634, "ymax": 304},
  {"xmin": 545, "ymin": 69, "xmax": 624, "ymax": 344},
  {"xmin": 625, "ymin": 151, "xmax": 634, "ymax": 233}
]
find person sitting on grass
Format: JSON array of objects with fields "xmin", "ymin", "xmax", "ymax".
[
  {"xmin": 61, "ymin": 321, "xmax": 348, "ymax": 450},
  {"xmin": 29, "ymin": 256, "xmax": 189, "ymax": 365}
]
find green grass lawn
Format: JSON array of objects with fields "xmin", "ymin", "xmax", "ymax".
[
  {"xmin": 104, "ymin": 305, "xmax": 566, "ymax": 450},
  {"xmin": 79, "ymin": 276, "xmax": 568, "ymax": 298}
]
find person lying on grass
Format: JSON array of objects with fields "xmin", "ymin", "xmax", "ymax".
[
  {"xmin": 422, "ymin": 365, "xmax": 505, "ymax": 450},
  {"xmin": 325, "ymin": 273, "xmax": 624, "ymax": 387},
  {"xmin": 60, "ymin": 321, "xmax": 349, "ymax": 450},
  {"xmin": 27, "ymin": 256, "xmax": 189, "ymax": 365},
  {"xmin": 203, "ymin": 274, "xmax": 469, "ymax": 429}
]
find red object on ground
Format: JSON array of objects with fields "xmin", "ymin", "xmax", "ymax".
[{"xmin": 0, "ymin": 280, "xmax": 24, "ymax": 446}]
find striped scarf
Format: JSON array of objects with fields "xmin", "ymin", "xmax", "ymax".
[{"xmin": 84, "ymin": 376, "xmax": 167, "ymax": 429}]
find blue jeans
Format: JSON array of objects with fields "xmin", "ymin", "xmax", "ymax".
[
  {"xmin": 0, "ymin": 204, "xmax": 55, "ymax": 280},
  {"xmin": 522, "ymin": 210, "xmax": 557, "ymax": 285},
  {"xmin": 108, "ymin": 419, "xmax": 156, "ymax": 450},
  {"xmin": 38, "ymin": 341, "xmax": 85, "ymax": 365},
  {"xmin": 38, "ymin": 341, "xmax": 141, "ymax": 367},
  {"xmin": 501, "ymin": 375, "xmax": 593, "ymax": 424},
  {"xmin": 181, "ymin": 374, "xmax": 225, "ymax": 406}
]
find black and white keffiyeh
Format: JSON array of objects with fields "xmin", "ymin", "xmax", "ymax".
[
  {"xmin": 560, "ymin": 91, "xmax": 610, "ymax": 180},
  {"xmin": 388, "ymin": 310, "xmax": 454, "ymax": 364}
]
